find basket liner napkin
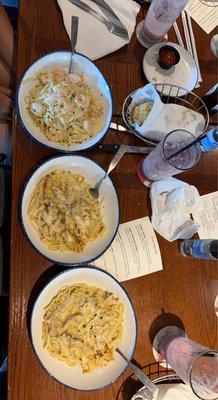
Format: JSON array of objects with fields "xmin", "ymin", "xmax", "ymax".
[
  {"xmin": 129, "ymin": 84, "xmax": 206, "ymax": 141},
  {"xmin": 132, "ymin": 383, "xmax": 197, "ymax": 400}
]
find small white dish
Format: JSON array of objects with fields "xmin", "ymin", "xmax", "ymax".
[
  {"xmin": 210, "ymin": 34, "xmax": 218, "ymax": 58},
  {"xmin": 142, "ymin": 42, "xmax": 198, "ymax": 97},
  {"xmin": 17, "ymin": 51, "xmax": 113, "ymax": 152},
  {"xmin": 30, "ymin": 266, "xmax": 137, "ymax": 391},
  {"xmin": 20, "ymin": 155, "xmax": 119, "ymax": 265}
]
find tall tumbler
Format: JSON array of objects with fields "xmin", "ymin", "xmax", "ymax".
[
  {"xmin": 153, "ymin": 326, "xmax": 218, "ymax": 400},
  {"xmin": 136, "ymin": 0, "xmax": 189, "ymax": 48},
  {"xmin": 138, "ymin": 129, "xmax": 201, "ymax": 182}
]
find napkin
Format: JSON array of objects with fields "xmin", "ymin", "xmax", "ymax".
[
  {"xmin": 157, "ymin": 383, "xmax": 197, "ymax": 400},
  {"xmin": 129, "ymin": 84, "xmax": 205, "ymax": 141},
  {"xmin": 150, "ymin": 178, "xmax": 202, "ymax": 242},
  {"xmin": 57, "ymin": 0, "xmax": 140, "ymax": 60},
  {"xmin": 128, "ymin": 83, "xmax": 164, "ymax": 133},
  {"xmin": 132, "ymin": 383, "xmax": 196, "ymax": 400}
]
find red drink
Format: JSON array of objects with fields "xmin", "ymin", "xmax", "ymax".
[
  {"xmin": 138, "ymin": 130, "xmax": 201, "ymax": 182},
  {"xmin": 153, "ymin": 326, "xmax": 218, "ymax": 400},
  {"xmin": 136, "ymin": 0, "xmax": 189, "ymax": 47}
]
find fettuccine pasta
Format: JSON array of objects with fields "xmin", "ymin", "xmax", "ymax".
[
  {"xmin": 25, "ymin": 69, "xmax": 104, "ymax": 146},
  {"xmin": 42, "ymin": 284, "xmax": 124, "ymax": 373},
  {"xmin": 27, "ymin": 170, "xmax": 106, "ymax": 252}
]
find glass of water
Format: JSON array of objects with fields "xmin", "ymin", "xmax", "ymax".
[{"xmin": 138, "ymin": 129, "xmax": 201, "ymax": 182}]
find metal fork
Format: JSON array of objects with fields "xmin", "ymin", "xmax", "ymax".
[
  {"xmin": 116, "ymin": 348, "xmax": 159, "ymax": 399},
  {"xmin": 89, "ymin": 144, "xmax": 153, "ymax": 199},
  {"xmin": 67, "ymin": 0, "xmax": 128, "ymax": 38},
  {"xmin": 89, "ymin": 145, "xmax": 125, "ymax": 199},
  {"xmin": 69, "ymin": 16, "xmax": 79, "ymax": 74}
]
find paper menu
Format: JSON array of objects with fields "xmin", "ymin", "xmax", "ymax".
[
  {"xmin": 93, "ymin": 217, "xmax": 163, "ymax": 282},
  {"xmin": 187, "ymin": 0, "xmax": 218, "ymax": 34},
  {"xmin": 192, "ymin": 191, "xmax": 218, "ymax": 239}
]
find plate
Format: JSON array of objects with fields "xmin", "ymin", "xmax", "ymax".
[
  {"xmin": 17, "ymin": 51, "xmax": 113, "ymax": 152},
  {"xmin": 30, "ymin": 266, "xmax": 137, "ymax": 391},
  {"xmin": 142, "ymin": 42, "xmax": 198, "ymax": 96},
  {"xmin": 20, "ymin": 155, "xmax": 119, "ymax": 265}
]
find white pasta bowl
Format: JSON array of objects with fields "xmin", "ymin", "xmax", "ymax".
[
  {"xmin": 16, "ymin": 51, "xmax": 112, "ymax": 151},
  {"xmin": 20, "ymin": 155, "xmax": 119, "ymax": 265},
  {"xmin": 30, "ymin": 266, "xmax": 137, "ymax": 391}
]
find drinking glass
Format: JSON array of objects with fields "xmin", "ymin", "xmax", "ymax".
[
  {"xmin": 136, "ymin": 0, "xmax": 189, "ymax": 48},
  {"xmin": 138, "ymin": 129, "xmax": 201, "ymax": 182},
  {"xmin": 153, "ymin": 326, "xmax": 218, "ymax": 400}
]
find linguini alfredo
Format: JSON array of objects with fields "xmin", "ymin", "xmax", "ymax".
[
  {"xmin": 42, "ymin": 284, "xmax": 124, "ymax": 373},
  {"xmin": 25, "ymin": 68, "xmax": 104, "ymax": 146},
  {"xmin": 27, "ymin": 170, "xmax": 106, "ymax": 252}
]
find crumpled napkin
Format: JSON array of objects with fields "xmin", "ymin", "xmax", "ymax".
[
  {"xmin": 150, "ymin": 177, "xmax": 202, "ymax": 242},
  {"xmin": 57, "ymin": 0, "xmax": 140, "ymax": 60},
  {"xmin": 129, "ymin": 84, "xmax": 205, "ymax": 141}
]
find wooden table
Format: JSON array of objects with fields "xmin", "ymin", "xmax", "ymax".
[{"xmin": 9, "ymin": 1, "xmax": 217, "ymax": 399}]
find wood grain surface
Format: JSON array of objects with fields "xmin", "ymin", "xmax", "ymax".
[{"xmin": 9, "ymin": 1, "xmax": 217, "ymax": 399}]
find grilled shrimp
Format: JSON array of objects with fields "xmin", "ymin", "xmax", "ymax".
[
  {"xmin": 68, "ymin": 73, "xmax": 82, "ymax": 84},
  {"xmin": 88, "ymin": 98, "xmax": 103, "ymax": 118},
  {"xmin": 75, "ymin": 92, "xmax": 90, "ymax": 108}
]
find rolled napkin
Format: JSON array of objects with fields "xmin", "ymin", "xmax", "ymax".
[
  {"xmin": 150, "ymin": 177, "xmax": 202, "ymax": 242},
  {"xmin": 57, "ymin": 0, "xmax": 140, "ymax": 60}
]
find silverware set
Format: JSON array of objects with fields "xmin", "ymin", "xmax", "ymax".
[{"xmin": 68, "ymin": 0, "xmax": 128, "ymax": 38}]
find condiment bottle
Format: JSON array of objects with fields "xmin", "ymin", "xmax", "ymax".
[
  {"xmin": 200, "ymin": 129, "xmax": 218, "ymax": 152},
  {"xmin": 202, "ymin": 84, "xmax": 218, "ymax": 114},
  {"xmin": 180, "ymin": 239, "xmax": 218, "ymax": 260}
]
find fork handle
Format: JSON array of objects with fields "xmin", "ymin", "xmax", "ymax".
[
  {"xmin": 71, "ymin": 16, "xmax": 78, "ymax": 53},
  {"xmin": 69, "ymin": 16, "xmax": 79, "ymax": 73},
  {"xmin": 92, "ymin": 146, "xmax": 125, "ymax": 190},
  {"xmin": 68, "ymin": 0, "xmax": 106, "ymax": 24},
  {"xmin": 116, "ymin": 348, "xmax": 158, "ymax": 396}
]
